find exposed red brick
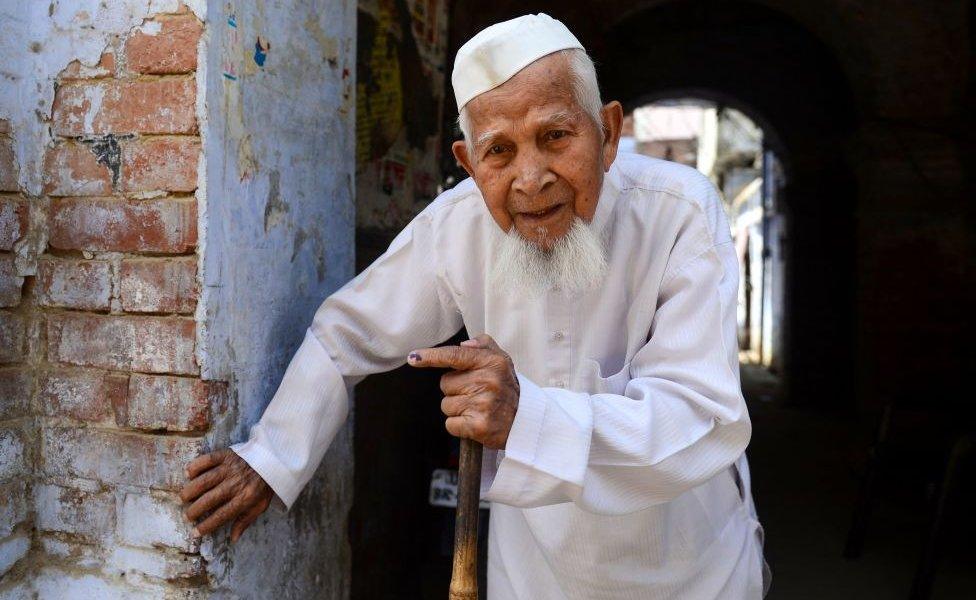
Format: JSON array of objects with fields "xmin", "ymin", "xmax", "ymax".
[
  {"xmin": 41, "ymin": 426, "xmax": 203, "ymax": 491},
  {"xmin": 0, "ymin": 367, "xmax": 31, "ymax": 420},
  {"xmin": 47, "ymin": 313, "xmax": 197, "ymax": 375},
  {"xmin": 0, "ymin": 138, "xmax": 18, "ymax": 192},
  {"xmin": 0, "ymin": 197, "xmax": 27, "ymax": 251},
  {"xmin": 38, "ymin": 368, "xmax": 128, "ymax": 423},
  {"xmin": 43, "ymin": 142, "xmax": 113, "ymax": 196},
  {"xmin": 48, "ymin": 197, "xmax": 197, "ymax": 253},
  {"xmin": 119, "ymin": 374, "xmax": 223, "ymax": 432},
  {"xmin": 59, "ymin": 51, "xmax": 116, "ymax": 80},
  {"xmin": 120, "ymin": 258, "xmax": 197, "ymax": 313},
  {"xmin": 36, "ymin": 258, "xmax": 112, "ymax": 311},
  {"xmin": 0, "ymin": 254, "xmax": 23, "ymax": 308},
  {"xmin": 0, "ymin": 311, "xmax": 25, "ymax": 364},
  {"xmin": 52, "ymin": 78, "xmax": 197, "ymax": 137},
  {"xmin": 121, "ymin": 137, "xmax": 199, "ymax": 192},
  {"xmin": 125, "ymin": 14, "xmax": 202, "ymax": 74}
]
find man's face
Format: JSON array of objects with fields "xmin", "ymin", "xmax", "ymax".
[{"xmin": 452, "ymin": 53, "xmax": 623, "ymax": 249}]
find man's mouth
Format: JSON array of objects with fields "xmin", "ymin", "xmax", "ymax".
[{"xmin": 519, "ymin": 203, "xmax": 565, "ymax": 222}]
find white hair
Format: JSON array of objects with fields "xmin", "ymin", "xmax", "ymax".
[
  {"xmin": 489, "ymin": 216, "xmax": 609, "ymax": 297},
  {"xmin": 457, "ymin": 48, "xmax": 604, "ymax": 155}
]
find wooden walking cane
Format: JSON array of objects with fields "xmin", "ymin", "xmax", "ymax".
[{"xmin": 450, "ymin": 437, "xmax": 483, "ymax": 600}]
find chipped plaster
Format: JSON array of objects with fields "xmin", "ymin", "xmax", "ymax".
[
  {"xmin": 0, "ymin": 0, "xmax": 204, "ymax": 196},
  {"xmin": 198, "ymin": 0, "xmax": 355, "ymax": 596}
]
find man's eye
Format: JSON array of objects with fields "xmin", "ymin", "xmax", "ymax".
[
  {"xmin": 488, "ymin": 145, "xmax": 506, "ymax": 155},
  {"xmin": 547, "ymin": 130, "xmax": 567, "ymax": 141}
]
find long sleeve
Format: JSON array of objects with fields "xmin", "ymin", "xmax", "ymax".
[
  {"xmin": 231, "ymin": 212, "xmax": 463, "ymax": 508},
  {"xmin": 483, "ymin": 239, "xmax": 751, "ymax": 515}
]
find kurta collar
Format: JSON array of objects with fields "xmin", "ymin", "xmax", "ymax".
[{"xmin": 589, "ymin": 160, "xmax": 622, "ymax": 238}]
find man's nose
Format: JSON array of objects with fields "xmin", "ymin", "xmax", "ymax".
[{"xmin": 511, "ymin": 149, "xmax": 556, "ymax": 197}]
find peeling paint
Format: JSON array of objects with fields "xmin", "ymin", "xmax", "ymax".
[
  {"xmin": 199, "ymin": 0, "xmax": 355, "ymax": 596},
  {"xmin": 0, "ymin": 3, "xmax": 207, "ymax": 593},
  {"xmin": 237, "ymin": 133, "xmax": 256, "ymax": 180},
  {"xmin": 262, "ymin": 170, "xmax": 288, "ymax": 231},
  {"xmin": 253, "ymin": 36, "xmax": 270, "ymax": 66},
  {"xmin": 12, "ymin": 198, "xmax": 49, "ymax": 276},
  {"xmin": 135, "ymin": 20, "xmax": 163, "ymax": 36},
  {"xmin": 305, "ymin": 13, "xmax": 340, "ymax": 65},
  {"xmin": 79, "ymin": 134, "xmax": 127, "ymax": 188},
  {"xmin": 0, "ymin": 0, "xmax": 202, "ymax": 196},
  {"xmin": 0, "ymin": 0, "xmax": 205, "ymax": 279}
]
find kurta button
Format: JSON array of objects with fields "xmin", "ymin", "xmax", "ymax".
[{"xmin": 552, "ymin": 331, "xmax": 564, "ymax": 341}]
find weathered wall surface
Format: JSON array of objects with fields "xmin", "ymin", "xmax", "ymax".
[
  {"xmin": 356, "ymin": 0, "xmax": 448, "ymax": 232},
  {"xmin": 0, "ymin": 113, "xmax": 31, "ymax": 591},
  {"xmin": 0, "ymin": 0, "xmax": 356, "ymax": 597},
  {"xmin": 199, "ymin": 0, "xmax": 356, "ymax": 598},
  {"xmin": 0, "ymin": 0, "xmax": 211, "ymax": 597}
]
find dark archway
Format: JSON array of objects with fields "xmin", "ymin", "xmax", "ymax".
[
  {"xmin": 348, "ymin": 2, "xmax": 975, "ymax": 598},
  {"xmin": 598, "ymin": 1, "xmax": 859, "ymax": 406}
]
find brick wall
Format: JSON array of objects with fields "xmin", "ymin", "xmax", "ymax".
[
  {"xmin": 0, "ymin": 5, "xmax": 228, "ymax": 596},
  {"xmin": 0, "ymin": 114, "xmax": 31, "ymax": 585},
  {"xmin": 1, "ymin": 0, "xmax": 357, "ymax": 594}
]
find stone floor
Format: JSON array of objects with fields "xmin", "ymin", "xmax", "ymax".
[{"xmin": 742, "ymin": 364, "xmax": 975, "ymax": 599}]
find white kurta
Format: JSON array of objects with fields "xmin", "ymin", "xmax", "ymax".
[{"xmin": 232, "ymin": 153, "xmax": 767, "ymax": 599}]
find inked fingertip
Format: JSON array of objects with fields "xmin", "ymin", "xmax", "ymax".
[{"xmin": 407, "ymin": 352, "xmax": 421, "ymax": 363}]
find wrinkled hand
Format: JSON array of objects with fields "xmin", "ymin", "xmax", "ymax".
[
  {"xmin": 180, "ymin": 448, "xmax": 274, "ymax": 543},
  {"xmin": 408, "ymin": 334, "xmax": 520, "ymax": 449}
]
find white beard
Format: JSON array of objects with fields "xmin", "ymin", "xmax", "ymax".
[{"xmin": 489, "ymin": 216, "xmax": 609, "ymax": 297}]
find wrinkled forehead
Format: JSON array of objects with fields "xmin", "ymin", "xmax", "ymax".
[{"xmin": 464, "ymin": 54, "xmax": 579, "ymax": 135}]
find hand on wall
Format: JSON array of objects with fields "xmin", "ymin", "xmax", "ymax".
[{"xmin": 180, "ymin": 449, "xmax": 274, "ymax": 543}]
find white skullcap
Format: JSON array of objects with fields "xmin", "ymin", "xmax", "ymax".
[{"xmin": 452, "ymin": 13, "xmax": 584, "ymax": 111}]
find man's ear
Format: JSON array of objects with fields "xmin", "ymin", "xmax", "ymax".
[
  {"xmin": 600, "ymin": 101, "xmax": 624, "ymax": 171},
  {"xmin": 452, "ymin": 140, "xmax": 475, "ymax": 178}
]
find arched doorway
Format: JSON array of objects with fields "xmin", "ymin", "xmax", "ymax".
[
  {"xmin": 619, "ymin": 97, "xmax": 788, "ymax": 393},
  {"xmin": 598, "ymin": 0, "xmax": 859, "ymax": 408}
]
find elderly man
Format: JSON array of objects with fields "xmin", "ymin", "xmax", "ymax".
[{"xmin": 181, "ymin": 13, "xmax": 768, "ymax": 599}]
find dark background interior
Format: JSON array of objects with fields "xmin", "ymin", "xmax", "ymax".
[{"xmin": 349, "ymin": 1, "xmax": 974, "ymax": 598}]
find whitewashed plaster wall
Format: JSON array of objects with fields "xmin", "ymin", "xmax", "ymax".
[{"xmin": 199, "ymin": 0, "xmax": 356, "ymax": 598}]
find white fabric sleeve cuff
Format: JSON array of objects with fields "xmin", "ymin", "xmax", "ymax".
[
  {"xmin": 230, "ymin": 438, "xmax": 302, "ymax": 510},
  {"xmin": 483, "ymin": 372, "xmax": 592, "ymax": 507},
  {"xmin": 229, "ymin": 329, "xmax": 350, "ymax": 510}
]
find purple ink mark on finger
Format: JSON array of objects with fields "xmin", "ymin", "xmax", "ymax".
[{"xmin": 408, "ymin": 352, "xmax": 421, "ymax": 363}]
